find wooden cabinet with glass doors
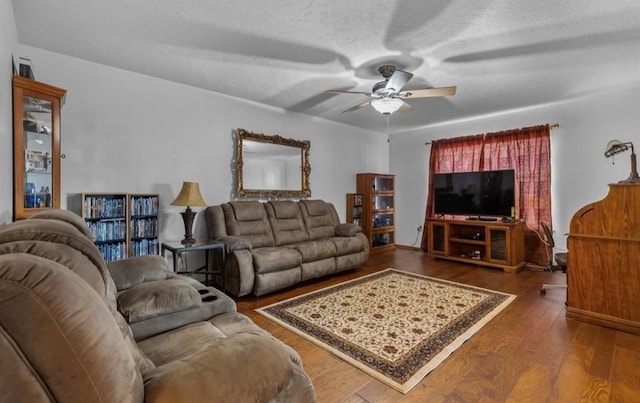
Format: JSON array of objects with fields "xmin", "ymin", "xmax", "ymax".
[
  {"xmin": 426, "ymin": 218, "xmax": 525, "ymax": 272},
  {"xmin": 13, "ymin": 76, "xmax": 66, "ymax": 220},
  {"xmin": 357, "ymin": 173, "xmax": 395, "ymax": 252}
]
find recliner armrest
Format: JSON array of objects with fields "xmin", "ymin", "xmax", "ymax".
[
  {"xmin": 107, "ymin": 255, "xmax": 171, "ymax": 291},
  {"xmin": 335, "ymin": 223, "xmax": 363, "ymax": 237},
  {"xmin": 215, "ymin": 235, "xmax": 253, "ymax": 253}
]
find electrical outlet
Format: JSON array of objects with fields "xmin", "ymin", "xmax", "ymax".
[{"xmin": 417, "ymin": 225, "xmax": 423, "ymax": 232}]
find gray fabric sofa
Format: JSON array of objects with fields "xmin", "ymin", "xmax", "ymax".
[
  {"xmin": 0, "ymin": 210, "xmax": 316, "ymax": 402},
  {"xmin": 205, "ymin": 199, "xmax": 369, "ymax": 297}
]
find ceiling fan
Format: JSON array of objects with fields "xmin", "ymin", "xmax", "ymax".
[{"xmin": 327, "ymin": 64, "xmax": 456, "ymax": 115}]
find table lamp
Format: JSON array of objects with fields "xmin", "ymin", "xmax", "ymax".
[
  {"xmin": 604, "ymin": 140, "xmax": 640, "ymax": 184},
  {"xmin": 170, "ymin": 181, "xmax": 207, "ymax": 244}
]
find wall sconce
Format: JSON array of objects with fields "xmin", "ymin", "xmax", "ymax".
[
  {"xmin": 170, "ymin": 182, "xmax": 207, "ymax": 244},
  {"xmin": 604, "ymin": 140, "xmax": 640, "ymax": 184}
]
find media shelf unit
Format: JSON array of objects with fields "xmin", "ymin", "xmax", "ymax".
[
  {"xmin": 81, "ymin": 193, "xmax": 159, "ymax": 262},
  {"xmin": 426, "ymin": 218, "xmax": 525, "ymax": 272},
  {"xmin": 357, "ymin": 173, "xmax": 395, "ymax": 252}
]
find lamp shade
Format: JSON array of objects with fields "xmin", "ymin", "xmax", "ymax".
[
  {"xmin": 170, "ymin": 182, "xmax": 207, "ymax": 207},
  {"xmin": 603, "ymin": 140, "xmax": 640, "ymax": 183},
  {"xmin": 604, "ymin": 139, "xmax": 630, "ymax": 158},
  {"xmin": 371, "ymin": 98, "xmax": 403, "ymax": 115}
]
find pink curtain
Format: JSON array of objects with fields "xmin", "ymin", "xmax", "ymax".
[
  {"xmin": 481, "ymin": 125, "xmax": 551, "ymax": 265},
  {"xmin": 420, "ymin": 134, "xmax": 484, "ymax": 250},
  {"xmin": 421, "ymin": 124, "xmax": 552, "ymax": 266}
]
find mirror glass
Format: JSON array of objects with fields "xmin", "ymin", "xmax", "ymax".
[{"xmin": 237, "ymin": 128, "xmax": 311, "ymax": 198}]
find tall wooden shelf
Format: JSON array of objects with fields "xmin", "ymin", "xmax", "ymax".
[
  {"xmin": 12, "ymin": 76, "xmax": 66, "ymax": 220},
  {"xmin": 357, "ymin": 173, "xmax": 395, "ymax": 252},
  {"xmin": 81, "ymin": 193, "xmax": 159, "ymax": 262},
  {"xmin": 426, "ymin": 218, "xmax": 525, "ymax": 273}
]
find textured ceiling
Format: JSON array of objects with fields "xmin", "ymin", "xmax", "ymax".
[{"xmin": 12, "ymin": 0, "xmax": 640, "ymax": 134}]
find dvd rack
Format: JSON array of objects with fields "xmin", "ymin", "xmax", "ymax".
[{"xmin": 81, "ymin": 193, "xmax": 159, "ymax": 262}]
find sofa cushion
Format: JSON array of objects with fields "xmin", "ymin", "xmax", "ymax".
[
  {"xmin": 269, "ymin": 199, "xmax": 300, "ymax": 219},
  {"xmin": 301, "ymin": 258, "xmax": 336, "ymax": 281},
  {"xmin": 0, "ymin": 219, "xmax": 118, "ymax": 308},
  {"xmin": 118, "ymin": 277, "xmax": 202, "ymax": 323},
  {"xmin": 266, "ymin": 201, "xmax": 309, "ymax": 245},
  {"xmin": 230, "ymin": 200, "xmax": 266, "ymax": 221},
  {"xmin": 252, "ymin": 247, "xmax": 302, "ymax": 274},
  {"xmin": 254, "ymin": 267, "xmax": 302, "ymax": 296},
  {"xmin": 0, "ymin": 221, "xmax": 155, "ymax": 377},
  {"xmin": 108, "ymin": 255, "xmax": 169, "ymax": 291},
  {"xmin": 299, "ymin": 200, "xmax": 339, "ymax": 240},
  {"xmin": 0, "ymin": 240, "xmax": 107, "ymax": 297},
  {"xmin": 0, "ymin": 253, "xmax": 144, "ymax": 403},
  {"xmin": 291, "ymin": 239, "xmax": 337, "ymax": 262},
  {"xmin": 331, "ymin": 234, "xmax": 368, "ymax": 256},
  {"xmin": 222, "ymin": 201, "xmax": 275, "ymax": 248},
  {"xmin": 140, "ymin": 313, "xmax": 316, "ymax": 403},
  {"xmin": 30, "ymin": 209, "xmax": 94, "ymax": 239},
  {"xmin": 302, "ymin": 199, "xmax": 331, "ymax": 216}
]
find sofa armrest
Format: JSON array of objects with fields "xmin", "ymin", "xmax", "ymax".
[
  {"xmin": 215, "ymin": 235, "xmax": 253, "ymax": 253},
  {"xmin": 117, "ymin": 277, "xmax": 201, "ymax": 323},
  {"xmin": 335, "ymin": 223, "xmax": 363, "ymax": 237},
  {"xmin": 107, "ymin": 255, "xmax": 170, "ymax": 291}
]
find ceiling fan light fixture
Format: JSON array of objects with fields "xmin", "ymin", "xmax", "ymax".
[{"xmin": 371, "ymin": 98, "xmax": 403, "ymax": 115}]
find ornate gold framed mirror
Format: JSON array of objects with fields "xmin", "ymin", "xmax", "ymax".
[{"xmin": 236, "ymin": 128, "xmax": 311, "ymax": 198}]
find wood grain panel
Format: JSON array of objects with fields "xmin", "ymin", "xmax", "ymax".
[{"xmin": 567, "ymin": 183, "xmax": 640, "ymax": 334}]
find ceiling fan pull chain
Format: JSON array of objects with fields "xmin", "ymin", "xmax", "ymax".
[{"xmin": 386, "ymin": 114, "xmax": 390, "ymax": 143}]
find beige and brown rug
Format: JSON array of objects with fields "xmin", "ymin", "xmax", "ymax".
[{"xmin": 257, "ymin": 269, "xmax": 515, "ymax": 393}]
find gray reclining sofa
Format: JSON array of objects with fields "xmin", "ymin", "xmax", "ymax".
[
  {"xmin": 0, "ymin": 209, "xmax": 316, "ymax": 402},
  {"xmin": 205, "ymin": 199, "xmax": 369, "ymax": 297}
]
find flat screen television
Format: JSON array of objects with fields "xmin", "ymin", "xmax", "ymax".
[{"xmin": 433, "ymin": 169, "xmax": 515, "ymax": 218}]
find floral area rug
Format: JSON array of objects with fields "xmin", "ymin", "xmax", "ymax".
[{"xmin": 256, "ymin": 269, "xmax": 515, "ymax": 393}]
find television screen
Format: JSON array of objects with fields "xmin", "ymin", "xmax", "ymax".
[{"xmin": 433, "ymin": 169, "xmax": 515, "ymax": 217}]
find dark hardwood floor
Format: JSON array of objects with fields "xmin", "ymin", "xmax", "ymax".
[{"xmin": 236, "ymin": 248, "xmax": 640, "ymax": 402}]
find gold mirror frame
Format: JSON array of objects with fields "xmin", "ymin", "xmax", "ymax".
[{"xmin": 237, "ymin": 128, "xmax": 311, "ymax": 198}]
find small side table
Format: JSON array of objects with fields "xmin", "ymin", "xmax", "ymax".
[{"xmin": 161, "ymin": 240, "xmax": 226, "ymax": 287}]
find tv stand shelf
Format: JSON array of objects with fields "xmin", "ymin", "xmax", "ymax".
[{"xmin": 426, "ymin": 218, "xmax": 525, "ymax": 273}]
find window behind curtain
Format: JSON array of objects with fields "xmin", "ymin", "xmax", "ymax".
[{"xmin": 421, "ymin": 124, "xmax": 551, "ymax": 266}]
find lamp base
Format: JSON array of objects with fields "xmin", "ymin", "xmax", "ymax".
[
  {"xmin": 181, "ymin": 237, "xmax": 196, "ymax": 245},
  {"xmin": 179, "ymin": 208, "xmax": 197, "ymax": 245},
  {"xmin": 619, "ymin": 153, "xmax": 640, "ymax": 184},
  {"xmin": 618, "ymin": 176, "xmax": 640, "ymax": 184}
]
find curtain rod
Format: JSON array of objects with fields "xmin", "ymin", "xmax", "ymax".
[{"xmin": 425, "ymin": 123, "xmax": 560, "ymax": 145}]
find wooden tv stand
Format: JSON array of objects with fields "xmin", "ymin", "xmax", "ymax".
[{"xmin": 426, "ymin": 218, "xmax": 526, "ymax": 273}]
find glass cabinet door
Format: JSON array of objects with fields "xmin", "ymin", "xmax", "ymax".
[
  {"xmin": 13, "ymin": 76, "xmax": 66, "ymax": 220},
  {"xmin": 429, "ymin": 222, "xmax": 447, "ymax": 254},
  {"xmin": 488, "ymin": 227, "xmax": 508, "ymax": 263}
]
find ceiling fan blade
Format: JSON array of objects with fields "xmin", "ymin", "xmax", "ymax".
[
  {"xmin": 399, "ymin": 100, "xmax": 413, "ymax": 112},
  {"xmin": 385, "ymin": 70, "xmax": 413, "ymax": 93},
  {"xmin": 399, "ymin": 86, "xmax": 457, "ymax": 98},
  {"xmin": 342, "ymin": 100, "xmax": 372, "ymax": 113},
  {"xmin": 326, "ymin": 89, "xmax": 371, "ymax": 95}
]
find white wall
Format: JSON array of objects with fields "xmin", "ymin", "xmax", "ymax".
[
  {"xmin": 391, "ymin": 86, "xmax": 640, "ymax": 250},
  {"xmin": 16, "ymin": 45, "xmax": 389, "ymax": 243},
  {"xmin": 0, "ymin": 0, "xmax": 18, "ymax": 223}
]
